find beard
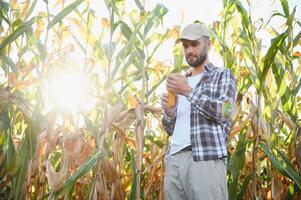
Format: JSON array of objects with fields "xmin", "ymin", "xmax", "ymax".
[{"xmin": 185, "ymin": 46, "xmax": 208, "ymax": 68}]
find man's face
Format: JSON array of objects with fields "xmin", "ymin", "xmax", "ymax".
[{"xmin": 182, "ymin": 37, "xmax": 209, "ymax": 68}]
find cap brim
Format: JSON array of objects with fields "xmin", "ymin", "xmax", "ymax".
[{"xmin": 175, "ymin": 35, "xmax": 202, "ymax": 43}]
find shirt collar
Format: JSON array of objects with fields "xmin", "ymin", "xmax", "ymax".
[
  {"xmin": 185, "ymin": 62, "xmax": 213, "ymax": 77},
  {"xmin": 204, "ymin": 62, "xmax": 213, "ymax": 71}
]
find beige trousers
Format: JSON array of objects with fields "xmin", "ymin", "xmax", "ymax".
[{"xmin": 164, "ymin": 151, "xmax": 228, "ymax": 200}]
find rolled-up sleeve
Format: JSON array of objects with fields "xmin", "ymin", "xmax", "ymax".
[
  {"xmin": 162, "ymin": 113, "xmax": 176, "ymax": 136},
  {"xmin": 186, "ymin": 69, "xmax": 236, "ymax": 122}
]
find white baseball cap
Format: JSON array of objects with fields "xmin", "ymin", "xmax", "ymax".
[{"xmin": 176, "ymin": 23, "xmax": 210, "ymax": 43}]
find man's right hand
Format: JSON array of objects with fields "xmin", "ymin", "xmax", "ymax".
[{"xmin": 160, "ymin": 93, "xmax": 177, "ymax": 117}]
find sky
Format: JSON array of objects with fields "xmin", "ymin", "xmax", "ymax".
[
  {"xmin": 32, "ymin": 0, "xmax": 301, "ymax": 66},
  {"xmin": 142, "ymin": 0, "xmax": 301, "ymax": 66}
]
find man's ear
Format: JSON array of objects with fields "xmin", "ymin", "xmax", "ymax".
[{"xmin": 207, "ymin": 39, "xmax": 212, "ymax": 50}]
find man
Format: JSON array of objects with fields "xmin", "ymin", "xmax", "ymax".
[{"xmin": 161, "ymin": 23, "xmax": 236, "ymax": 200}]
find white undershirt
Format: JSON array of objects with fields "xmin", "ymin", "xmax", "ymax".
[{"xmin": 169, "ymin": 72, "xmax": 203, "ymax": 155}]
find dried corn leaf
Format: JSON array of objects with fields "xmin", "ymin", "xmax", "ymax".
[
  {"xmin": 277, "ymin": 110, "xmax": 294, "ymax": 130},
  {"xmin": 45, "ymin": 159, "xmax": 67, "ymax": 191}
]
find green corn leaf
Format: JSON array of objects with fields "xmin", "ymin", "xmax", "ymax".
[
  {"xmin": 129, "ymin": 149, "xmax": 137, "ymax": 200},
  {"xmin": 1, "ymin": 111, "xmax": 15, "ymax": 165},
  {"xmin": 134, "ymin": 0, "xmax": 145, "ymax": 11},
  {"xmin": 2, "ymin": 55, "xmax": 18, "ymax": 73},
  {"xmin": 145, "ymin": 135, "xmax": 164, "ymax": 148},
  {"xmin": 0, "ymin": 17, "xmax": 38, "ymax": 52},
  {"xmin": 273, "ymin": 145, "xmax": 295, "ymax": 169},
  {"xmin": 25, "ymin": 0, "xmax": 38, "ymax": 20},
  {"xmin": 259, "ymin": 142, "xmax": 301, "ymax": 189},
  {"xmin": 234, "ymin": 1, "xmax": 250, "ymax": 32},
  {"xmin": 293, "ymin": 31, "xmax": 301, "ymax": 47},
  {"xmin": 120, "ymin": 21, "xmax": 133, "ymax": 41},
  {"xmin": 47, "ymin": 0, "xmax": 84, "ymax": 29},
  {"xmin": 280, "ymin": 0, "xmax": 290, "ymax": 17},
  {"xmin": 286, "ymin": 7, "xmax": 295, "ymax": 28},
  {"xmin": 266, "ymin": 12, "xmax": 286, "ymax": 26},
  {"xmin": 111, "ymin": 14, "xmax": 148, "ymax": 79},
  {"xmin": 237, "ymin": 174, "xmax": 252, "ymax": 200},
  {"xmin": 145, "ymin": 74, "xmax": 167, "ymax": 98},
  {"xmin": 271, "ymin": 62, "xmax": 292, "ymax": 106},
  {"xmin": 296, "ymin": 77, "xmax": 301, "ymax": 96},
  {"xmin": 112, "ymin": 20, "xmax": 122, "ymax": 34},
  {"xmin": 144, "ymin": 3, "xmax": 168, "ymax": 36},
  {"xmin": 53, "ymin": 150, "xmax": 102, "ymax": 198},
  {"xmin": 13, "ymin": 133, "xmax": 30, "ymax": 200},
  {"xmin": 229, "ymin": 133, "xmax": 248, "ymax": 199},
  {"xmin": 0, "ymin": 1, "xmax": 10, "ymax": 25},
  {"xmin": 258, "ymin": 32, "xmax": 287, "ymax": 91},
  {"xmin": 29, "ymin": 34, "xmax": 47, "ymax": 61}
]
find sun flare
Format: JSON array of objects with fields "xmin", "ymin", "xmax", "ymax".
[{"xmin": 46, "ymin": 72, "xmax": 90, "ymax": 112}]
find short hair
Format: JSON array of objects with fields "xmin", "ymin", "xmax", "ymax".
[{"xmin": 202, "ymin": 36, "xmax": 209, "ymax": 41}]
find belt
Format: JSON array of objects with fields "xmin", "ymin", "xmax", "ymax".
[{"xmin": 180, "ymin": 145, "xmax": 192, "ymax": 152}]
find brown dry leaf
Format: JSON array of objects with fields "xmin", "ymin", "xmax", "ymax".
[
  {"xmin": 9, "ymin": 0, "xmax": 20, "ymax": 9},
  {"xmin": 61, "ymin": 25, "xmax": 70, "ymax": 38},
  {"xmin": 245, "ymin": 150, "xmax": 266, "ymax": 166},
  {"xmin": 75, "ymin": 182, "xmax": 85, "ymax": 200},
  {"xmin": 151, "ymin": 61, "xmax": 169, "ymax": 81},
  {"xmin": 0, "ymin": 25, "xmax": 4, "ymax": 33},
  {"xmin": 259, "ymin": 117, "xmax": 270, "ymax": 141},
  {"xmin": 168, "ymin": 26, "xmax": 180, "ymax": 39},
  {"xmin": 150, "ymin": 143, "xmax": 159, "ymax": 158},
  {"xmin": 212, "ymin": 21, "xmax": 221, "ymax": 30},
  {"xmin": 15, "ymin": 78, "xmax": 40, "ymax": 90},
  {"xmin": 36, "ymin": 129, "xmax": 48, "ymax": 157},
  {"xmin": 143, "ymin": 149, "xmax": 167, "ymax": 174},
  {"xmin": 0, "ymin": 89, "xmax": 31, "ymax": 118},
  {"xmin": 112, "ymin": 111, "xmax": 134, "ymax": 131},
  {"xmin": 45, "ymin": 159, "xmax": 67, "ymax": 191},
  {"xmin": 114, "ymin": 181, "xmax": 125, "ymax": 200},
  {"xmin": 293, "ymin": 51, "xmax": 301, "ymax": 57},
  {"xmin": 0, "ymin": 89, "xmax": 11, "ymax": 101},
  {"xmin": 62, "ymin": 130, "xmax": 81, "ymax": 151},
  {"xmin": 68, "ymin": 17, "xmax": 97, "ymax": 46},
  {"xmin": 128, "ymin": 95, "xmax": 139, "ymax": 108},
  {"xmin": 269, "ymin": 174, "xmax": 289, "ymax": 200},
  {"xmin": 34, "ymin": 19, "xmax": 45, "ymax": 37},
  {"xmin": 239, "ymin": 66, "xmax": 249, "ymax": 78},
  {"xmin": 245, "ymin": 126, "xmax": 253, "ymax": 139},
  {"xmin": 45, "ymin": 129, "xmax": 61, "ymax": 157},
  {"xmin": 101, "ymin": 159, "xmax": 117, "ymax": 183},
  {"xmin": 0, "ymin": 153, "xmax": 5, "ymax": 166},
  {"xmin": 26, "ymin": 158, "xmax": 39, "ymax": 187},
  {"xmin": 125, "ymin": 136, "xmax": 136, "ymax": 150},
  {"xmin": 54, "ymin": 0, "xmax": 65, "ymax": 8},
  {"xmin": 19, "ymin": 62, "xmax": 37, "ymax": 79},
  {"xmin": 95, "ymin": 174, "xmax": 109, "ymax": 200},
  {"xmin": 72, "ymin": 134, "xmax": 84, "ymax": 156},
  {"xmin": 111, "ymin": 128, "xmax": 125, "ymax": 167},
  {"xmin": 230, "ymin": 119, "xmax": 248, "ymax": 140},
  {"xmin": 8, "ymin": 72, "xmax": 17, "ymax": 87},
  {"xmin": 145, "ymin": 106, "xmax": 162, "ymax": 115},
  {"xmin": 20, "ymin": 0, "xmax": 30, "ymax": 18},
  {"xmin": 230, "ymin": 109, "xmax": 254, "ymax": 140},
  {"xmin": 277, "ymin": 110, "xmax": 294, "ymax": 130},
  {"xmin": 107, "ymin": 102, "xmax": 123, "ymax": 126},
  {"xmin": 101, "ymin": 18, "xmax": 110, "ymax": 29}
]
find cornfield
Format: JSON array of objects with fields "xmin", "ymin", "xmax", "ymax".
[{"xmin": 0, "ymin": 0, "xmax": 300, "ymax": 199}]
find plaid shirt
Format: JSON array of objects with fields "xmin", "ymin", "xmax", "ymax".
[{"xmin": 162, "ymin": 63, "xmax": 237, "ymax": 161}]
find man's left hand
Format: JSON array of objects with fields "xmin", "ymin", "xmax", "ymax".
[{"xmin": 166, "ymin": 73, "xmax": 192, "ymax": 96}]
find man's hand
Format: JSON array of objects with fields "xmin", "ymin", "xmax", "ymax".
[
  {"xmin": 166, "ymin": 73, "xmax": 192, "ymax": 96},
  {"xmin": 161, "ymin": 93, "xmax": 177, "ymax": 117}
]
